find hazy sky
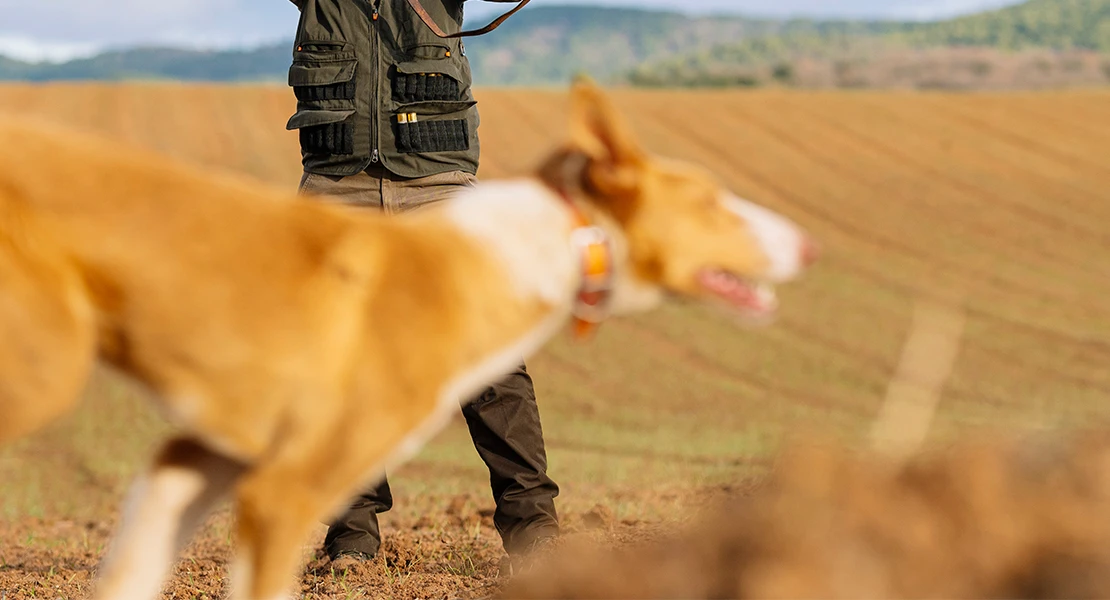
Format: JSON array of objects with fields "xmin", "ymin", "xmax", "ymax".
[{"xmin": 0, "ymin": 0, "xmax": 1023, "ymax": 62}]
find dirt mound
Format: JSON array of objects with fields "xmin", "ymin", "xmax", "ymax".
[{"xmin": 505, "ymin": 431, "xmax": 1110, "ymax": 599}]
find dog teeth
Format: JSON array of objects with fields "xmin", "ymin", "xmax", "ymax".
[{"xmin": 755, "ymin": 283, "xmax": 778, "ymax": 308}]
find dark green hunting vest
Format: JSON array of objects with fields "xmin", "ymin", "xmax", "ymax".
[{"xmin": 287, "ymin": 0, "xmax": 496, "ymax": 178}]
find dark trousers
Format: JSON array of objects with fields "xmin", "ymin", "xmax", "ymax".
[{"xmin": 299, "ymin": 168, "xmax": 560, "ymax": 557}]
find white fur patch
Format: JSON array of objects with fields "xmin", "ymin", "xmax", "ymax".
[
  {"xmin": 94, "ymin": 468, "xmax": 208, "ymax": 600},
  {"xmin": 381, "ymin": 310, "xmax": 568, "ymax": 476},
  {"xmin": 724, "ymin": 193, "xmax": 806, "ymax": 282},
  {"xmin": 442, "ymin": 180, "xmax": 579, "ymax": 305},
  {"xmin": 229, "ymin": 551, "xmax": 252, "ymax": 600}
]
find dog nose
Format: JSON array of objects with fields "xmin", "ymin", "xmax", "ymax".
[{"xmin": 801, "ymin": 236, "xmax": 820, "ymax": 267}]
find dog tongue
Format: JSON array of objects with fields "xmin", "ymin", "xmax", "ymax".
[{"xmin": 700, "ymin": 270, "xmax": 776, "ymax": 312}]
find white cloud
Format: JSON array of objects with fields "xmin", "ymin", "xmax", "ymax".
[
  {"xmin": 0, "ymin": 35, "xmax": 101, "ymax": 63},
  {"xmin": 886, "ymin": 0, "xmax": 1024, "ymax": 20},
  {"xmin": 1, "ymin": 0, "xmax": 208, "ymax": 42}
]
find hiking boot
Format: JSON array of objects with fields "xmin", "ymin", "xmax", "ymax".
[
  {"xmin": 329, "ymin": 550, "xmax": 374, "ymax": 572},
  {"xmin": 498, "ymin": 535, "xmax": 559, "ymax": 578}
]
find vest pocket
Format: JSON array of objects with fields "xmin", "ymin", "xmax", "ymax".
[
  {"xmin": 287, "ymin": 49, "xmax": 359, "ymax": 157},
  {"xmin": 392, "ymin": 60, "xmax": 466, "ymax": 103},
  {"xmin": 287, "ymin": 109, "xmax": 357, "ymax": 156},
  {"xmin": 393, "ymin": 72, "xmax": 460, "ymax": 103},
  {"xmin": 391, "ymin": 101, "xmax": 476, "ymax": 154},
  {"xmin": 396, "ymin": 118, "xmax": 468, "ymax": 154},
  {"xmin": 288, "ymin": 58, "xmax": 358, "ymax": 105}
]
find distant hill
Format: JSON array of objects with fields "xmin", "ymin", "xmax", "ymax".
[
  {"xmin": 460, "ymin": 6, "xmax": 768, "ymax": 85},
  {"xmin": 1, "ymin": 1, "xmax": 1108, "ymax": 88},
  {"xmin": 0, "ymin": 44, "xmax": 290, "ymax": 83},
  {"xmin": 0, "ymin": 6, "xmax": 763, "ymax": 85},
  {"xmin": 0, "ymin": 55, "xmax": 32, "ymax": 79},
  {"xmin": 630, "ymin": 0, "xmax": 1110, "ymax": 88},
  {"xmin": 902, "ymin": 0, "xmax": 1110, "ymax": 50}
]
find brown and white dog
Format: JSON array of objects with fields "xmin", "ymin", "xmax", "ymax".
[{"xmin": 0, "ymin": 80, "xmax": 816, "ymax": 599}]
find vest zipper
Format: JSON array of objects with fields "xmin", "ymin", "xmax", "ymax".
[{"xmin": 370, "ymin": 0, "xmax": 381, "ymax": 164}]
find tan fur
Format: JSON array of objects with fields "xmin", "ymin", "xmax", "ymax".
[{"xmin": 0, "ymin": 81, "xmax": 812, "ymax": 599}]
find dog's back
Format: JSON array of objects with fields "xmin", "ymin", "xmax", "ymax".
[
  {"xmin": 0, "ymin": 117, "xmax": 379, "ymax": 443},
  {"xmin": 0, "ymin": 129, "xmax": 95, "ymax": 441}
]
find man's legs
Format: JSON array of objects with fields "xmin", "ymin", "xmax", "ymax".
[
  {"xmin": 298, "ymin": 170, "xmax": 385, "ymax": 210},
  {"xmin": 463, "ymin": 364, "xmax": 560, "ymax": 555},
  {"xmin": 300, "ymin": 168, "xmax": 559, "ymax": 560}
]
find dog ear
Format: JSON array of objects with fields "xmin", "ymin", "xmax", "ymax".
[
  {"xmin": 569, "ymin": 76, "xmax": 645, "ymax": 167},
  {"xmin": 568, "ymin": 77, "xmax": 645, "ymax": 210}
]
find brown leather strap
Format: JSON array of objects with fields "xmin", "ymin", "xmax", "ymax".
[{"xmin": 405, "ymin": 0, "xmax": 530, "ymax": 38}]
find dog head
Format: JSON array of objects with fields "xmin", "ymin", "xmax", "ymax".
[{"xmin": 541, "ymin": 79, "xmax": 818, "ymax": 323}]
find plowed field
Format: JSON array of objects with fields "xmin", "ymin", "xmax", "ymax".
[{"xmin": 1, "ymin": 84, "xmax": 1108, "ymax": 599}]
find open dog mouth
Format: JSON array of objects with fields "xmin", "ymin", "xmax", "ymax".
[{"xmin": 697, "ymin": 268, "xmax": 779, "ymax": 319}]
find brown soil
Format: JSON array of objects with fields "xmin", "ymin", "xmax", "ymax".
[
  {"xmin": 506, "ymin": 430, "xmax": 1110, "ymax": 599},
  {"xmin": 0, "ymin": 494, "xmax": 511, "ymax": 600},
  {"xmin": 0, "ymin": 509, "xmax": 494, "ymax": 600},
  {"xmin": 0, "ymin": 490, "xmax": 694, "ymax": 599}
]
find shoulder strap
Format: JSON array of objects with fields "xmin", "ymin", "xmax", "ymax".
[{"xmin": 405, "ymin": 0, "xmax": 530, "ymax": 38}]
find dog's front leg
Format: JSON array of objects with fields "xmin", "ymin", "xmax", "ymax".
[
  {"xmin": 93, "ymin": 437, "xmax": 247, "ymax": 600},
  {"xmin": 227, "ymin": 431, "xmax": 418, "ymax": 599},
  {"xmin": 230, "ymin": 463, "xmax": 346, "ymax": 600}
]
